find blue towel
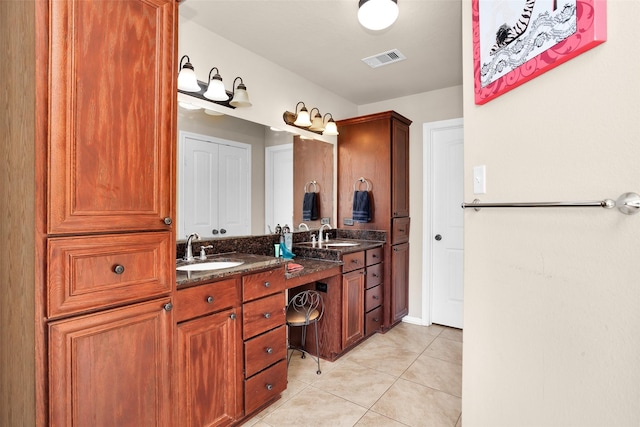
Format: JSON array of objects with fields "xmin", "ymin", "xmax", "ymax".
[
  {"xmin": 353, "ymin": 191, "xmax": 371, "ymax": 223},
  {"xmin": 302, "ymin": 192, "xmax": 319, "ymax": 221}
]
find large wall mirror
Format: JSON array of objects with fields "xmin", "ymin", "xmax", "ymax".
[{"xmin": 177, "ymin": 108, "xmax": 334, "ymax": 240}]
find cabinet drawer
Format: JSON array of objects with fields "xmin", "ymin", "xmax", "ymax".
[
  {"xmin": 365, "ymin": 263, "xmax": 383, "ymax": 289},
  {"xmin": 243, "ymin": 267, "xmax": 286, "ymax": 302},
  {"xmin": 244, "ymin": 325, "xmax": 287, "ymax": 378},
  {"xmin": 365, "ymin": 306, "xmax": 383, "ymax": 336},
  {"xmin": 47, "ymin": 232, "xmax": 173, "ymax": 318},
  {"xmin": 342, "ymin": 251, "xmax": 365, "ymax": 273},
  {"xmin": 175, "ymin": 279, "xmax": 240, "ymax": 323},
  {"xmin": 366, "ymin": 247, "xmax": 383, "ymax": 266},
  {"xmin": 244, "ymin": 359, "xmax": 287, "ymax": 415},
  {"xmin": 392, "ymin": 217, "xmax": 410, "ymax": 245},
  {"xmin": 243, "ymin": 292, "xmax": 286, "ymax": 340},
  {"xmin": 365, "ymin": 285, "xmax": 382, "ymax": 312}
]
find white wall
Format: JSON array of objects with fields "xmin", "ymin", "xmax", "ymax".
[
  {"xmin": 462, "ymin": 0, "xmax": 640, "ymax": 425},
  {"xmin": 358, "ymin": 87, "xmax": 464, "ymax": 322}
]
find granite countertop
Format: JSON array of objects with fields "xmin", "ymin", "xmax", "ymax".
[{"xmin": 292, "ymin": 239, "xmax": 385, "ymax": 262}]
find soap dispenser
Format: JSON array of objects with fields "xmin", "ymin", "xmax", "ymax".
[{"xmin": 282, "ymin": 224, "xmax": 293, "ymax": 251}]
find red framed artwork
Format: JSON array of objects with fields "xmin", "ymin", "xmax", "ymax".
[{"xmin": 473, "ymin": 0, "xmax": 607, "ymax": 105}]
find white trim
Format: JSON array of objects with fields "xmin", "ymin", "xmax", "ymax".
[{"xmin": 422, "ymin": 118, "xmax": 464, "ymax": 326}]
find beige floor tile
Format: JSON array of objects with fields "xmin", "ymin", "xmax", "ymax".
[
  {"xmin": 423, "ymin": 337, "xmax": 463, "ymax": 365},
  {"xmin": 402, "ymin": 354, "xmax": 462, "ymax": 397},
  {"xmin": 456, "ymin": 413, "xmax": 462, "ymax": 427},
  {"xmin": 355, "ymin": 411, "xmax": 409, "ymax": 426},
  {"xmin": 438, "ymin": 327, "xmax": 463, "ymax": 343},
  {"xmin": 343, "ymin": 340, "xmax": 421, "ymax": 377},
  {"xmin": 371, "ymin": 379, "xmax": 461, "ymax": 427},
  {"xmin": 286, "ymin": 350, "xmax": 338, "ymax": 384},
  {"xmin": 261, "ymin": 387, "xmax": 367, "ymax": 427},
  {"xmin": 312, "ymin": 360, "xmax": 397, "ymax": 408},
  {"xmin": 366, "ymin": 323, "xmax": 440, "ymax": 353}
]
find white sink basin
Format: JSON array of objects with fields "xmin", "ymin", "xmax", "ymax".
[
  {"xmin": 324, "ymin": 242, "xmax": 359, "ymax": 247},
  {"xmin": 177, "ymin": 261, "xmax": 244, "ymax": 272}
]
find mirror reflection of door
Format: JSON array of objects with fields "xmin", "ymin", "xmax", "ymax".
[
  {"xmin": 179, "ymin": 131, "xmax": 251, "ymax": 239},
  {"xmin": 265, "ymin": 144, "xmax": 294, "ymax": 234}
]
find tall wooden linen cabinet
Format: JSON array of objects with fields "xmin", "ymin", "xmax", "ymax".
[
  {"xmin": 2, "ymin": 1, "xmax": 177, "ymax": 425},
  {"xmin": 337, "ymin": 111, "xmax": 412, "ymax": 331}
]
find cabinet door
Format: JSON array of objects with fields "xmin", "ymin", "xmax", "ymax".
[
  {"xmin": 342, "ymin": 269, "xmax": 365, "ymax": 348},
  {"xmin": 391, "ymin": 242, "xmax": 410, "ymax": 323},
  {"xmin": 391, "ymin": 118, "xmax": 410, "ymax": 218},
  {"xmin": 177, "ymin": 308, "xmax": 243, "ymax": 427},
  {"xmin": 48, "ymin": 0, "xmax": 176, "ymax": 234},
  {"xmin": 49, "ymin": 298, "xmax": 173, "ymax": 427}
]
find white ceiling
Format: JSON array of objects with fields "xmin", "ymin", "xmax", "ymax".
[{"xmin": 179, "ymin": 0, "xmax": 463, "ymax": 105}]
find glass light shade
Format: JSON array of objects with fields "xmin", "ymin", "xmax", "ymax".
[
  {"xmin": 294, "ymin": 108, "xmax": 312, "ymax": 127},
  {"xmin": 203, "ymin": 76, "xmax": 228, "ymax": 101},
  {"xmin": 309, "ymin": 113, "xmax": 325, "ymax": 132},
  {"xmin": 358, "ymin": 0, "xmax": 399, "ymax": 31},
  {"xmin": 178, "ymin": 101, "xmax": 202, "ymax": 110},
  {"xmin": 323, "ymin": 120, "xmax": 339, "ymax": 136},
  {"xmin": 229, "ymin": 84, "xmax": 252, "ymax": 107},
  {"xmin": 177, "ymin": 67, "xmax": 200, "ymax": 92}
]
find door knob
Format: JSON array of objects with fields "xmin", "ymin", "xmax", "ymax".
[{"xmin": 435, "ymin": 234, "xmax": 442, "ymax": 241}]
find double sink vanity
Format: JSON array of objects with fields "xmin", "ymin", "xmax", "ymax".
[{"xmin": 174, "ymin": 229, "xmax": 385, "ymax": 426}]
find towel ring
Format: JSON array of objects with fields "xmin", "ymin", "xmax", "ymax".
[
  {"xmin": 353, "ymin": 177, "xmax": 371, "ymax": 192},
  {"xmin": 304, "ymin": 181, "xmax": 319, "ymax": 193}
]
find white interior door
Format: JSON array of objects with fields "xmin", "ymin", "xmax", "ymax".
[
  {"xmin": 425, "ymin": 119, "xmax": 464, "ymax": 329},
  {"xmin": 218, "ymin": 143, "xmax": 251, "ymax": 237},
  {"xmin": 265, "ymin": 144, "xmax": 293, "ymax": 233}
]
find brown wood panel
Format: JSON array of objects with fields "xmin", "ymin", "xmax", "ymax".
[
  {"xmin": 342, "ymin": 251, "xmax": 365, "ymax": 273},
  {"xmin": 391, "ymin": 118, "xmax": 410, "ymax": 217},
  {"xmin": 244, "ymin": 326, "xmax": 287, "ymax": 378},
  {"xmin": 242, "ymin": 267, "xmax": 286, "ymax": 302},
  {"xmin": 365, "ymin": 247, "xmax": 383, "ymax": 266},
  {"xmin": 365, "ymin": 263, "xmax": 383, "ymax": 289},
  {"xmin": 177, "ymin": 308, "xmax": 243, "ymax": 427},
  {"xmin": 365, "ymin": 306, "xmax": 383, "ymax": 336},
  {"xmin": 391, "ymin": 243, "xmax": 410, "ymax": 323},
  {"xmin": 175, "ymin": 278, "xmax": 240, "ymax": 323},
  {"xmin": 365, "ymin": 285, "xmax": 383, "ymax": 312},
  {"xmin": 341, "ymin": 269, "xmax": 364, "ymax": 348},
  {"xmin": 244, "ymin": 360, "xmax": 287, "ymax": 415},
  {"xmin": 48, "ymin": 0, "xmax": 176, "ymax": 234},
  {"xmin": 47, "ymin": 232, "xmax": 174, "ymax": 318},
  {"xmin": 392, "ymin": 217, "xmax": 411, "ymax": 245},
  {"xmin": 293, "ymin": 136, "xmax": 334, "ymax": 227},
  {"xmin": 243, "ymin": 292, "xmax": 286, "ymax": 340},
  {"xmin": 48, "ymin": 297, "xmax": 174, "ymax": 427}
]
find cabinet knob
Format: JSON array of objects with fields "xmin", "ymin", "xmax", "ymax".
[
  {"xmin": 163, "ymin": 217, "xmax": 172, "ymax": 225},
  {"xmin": 163, "ymin": 302, "xmax": 173, "ymax": 312},
  {"xmin": 373, "ymin": 273, "xmax": 379, "ymax": 278},
  {"xmin": 113, "ymin": 264, "xmax": 125, "ymax": 274},
  {"xmin": 265, "ymin": 347, "xmax": 273, "ymax": 354},
  {"xmin": 212, "ymin": 229, "xmax": 219, "ymax": 235},
  {"xmin": 263, "ymin": 312, "xmax": 271, "ymax": 319},
  {"xmin": 351, "ymin": 259, "xmax": 359, "ymax": 264},
  {"xmin": 264, "ymin": 281, "xmax": 270, "ymax": 288},
  {"xmin": 373, "ymin": 317, "xmax": 379, "ymax": 322},
  {"xmin": 220, "ymin": 228, "xmax": 227, "ymax": 234},
  {"xmin": 230, "ymin": 313, "xmax": 236, "ymax": 320},
  {"xmin": 398, "ymin": 228, "xmax": 406, "ymax": 232},
  {"xmin": 206, "ymin": 296, "xmax": 214, "ymax": 304},
  {"xmin": 265, "ymin": 384, "xmax": 273, "ymax": 391},
  {"xmin": 373, "ymin": 295, "xmax": 380, "ymax": 300}
]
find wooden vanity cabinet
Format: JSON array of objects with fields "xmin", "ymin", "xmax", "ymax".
[
  {"xmin": 337, "ymin": 111, "xmax": 412, "ymax": 330},
  {"xmin": 364, "ymin": 247, "xmax": 384, "ymax": 336}
]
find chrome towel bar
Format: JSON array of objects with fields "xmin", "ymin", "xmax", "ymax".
[{"xmin": 462, "ymin": 192, "xmax": 640, "ymax": 215}]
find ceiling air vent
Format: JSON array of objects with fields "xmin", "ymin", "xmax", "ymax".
[{"xmin": 362, "ymin": 49, "xmax": 406, "ymax": 68}]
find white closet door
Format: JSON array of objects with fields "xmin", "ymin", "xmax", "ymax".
[{"xmin": 218, "ymin": 143, "xmax": 250, "ymax": 237}]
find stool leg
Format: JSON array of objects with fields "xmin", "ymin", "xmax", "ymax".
[
  {"xmin": 314, "ymin": 320, "xmax": 321, "ymax": 374},
  {"xmin": 300, "ymin": 324, "xmax": 307, "ymax": 359}
]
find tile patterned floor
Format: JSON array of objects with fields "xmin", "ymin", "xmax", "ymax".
[{"xmin": 241, "ymin": 322, "xmax": 463, "ymax": 427}]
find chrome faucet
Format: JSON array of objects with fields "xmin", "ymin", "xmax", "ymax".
[
  {"xmin": 318, "ymin": 223, "xmax": 332, "ymax": 244},
  {"xmin": 298, "ymin": 223, "xmax": 309, "ymax": 231},
  {"xmin": 184, "ymin": 233, "xmax": 200, "ymax": 261}
]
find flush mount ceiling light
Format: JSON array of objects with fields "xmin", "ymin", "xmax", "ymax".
[
  {"xmin": 177, "ymin": 55, "xmax": 200, "ymax": 92},
  {"xmin": 229, "ymin": 77, "xmax": 252, "ymax": 108},
  {"xmin": 203, "ymin": 67, "xmax": 228, "ymax": 101},
  {"xmin": 357, "ymin": 0, "xmax": 399, "ymax": 31}
]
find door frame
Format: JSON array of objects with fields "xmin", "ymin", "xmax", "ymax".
[{"xmin": 422, "ymin": 118, "xmax": 464, "ymax": 325}]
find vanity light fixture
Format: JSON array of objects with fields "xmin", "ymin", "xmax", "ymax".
[
  {"xmin": 177, "ymin": 55, "xmax": 200, "ymax": 92},
  {"xmin": 357, "ymin": 0, "xmax": 399, "ymax": 31},
  {"xmin": 292, "ymin": 102, "xmax": 312, "ymax": 127},
  {"xmin": 308, "ymin": 108, "xmax": 325, "ymax": 132},
  {"xmin": 203, "ymin": 67, "xmax": 228, "ymax": 101},
  {"xmin": 322, "ymin": 113, "xmax": 339, "ymax": 136},
  {"xmin": 229, "ymin": 77, "xmax": 252, "ymax": 107}
]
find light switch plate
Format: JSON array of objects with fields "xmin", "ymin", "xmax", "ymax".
[{"xmin": 473, "ymin": 165, "xmax": 486, "ymax": 194}]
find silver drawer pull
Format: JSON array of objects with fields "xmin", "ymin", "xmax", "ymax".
[
  {"xmin": 230, "ymin": 313, "xmax": 236, "ymax": 320},
  {"xmin": 264, "ymin": 281, "xmax": 270, "ymax": 288},
  {"xmin": 206, "ymin": 296, "xmax": 214, "ymax": 304},
  {"xmin": 113, "ymin": 264, "xmax": 125, "ymax": 274},
  {"xmin": 265, "ymin": 347, "xmax": 273, "ymax": 354},
  {"xmin": 263, "ymin": 313, "xmax": 271, "ymax": 319},
  {"xmin": 373, "ymin": 295, "xmax": 380, "ymax": 300},
  {"xmin": 266, "ymin": 384, "xmax": 273, "ymax": 391}
]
